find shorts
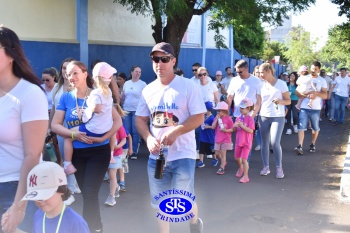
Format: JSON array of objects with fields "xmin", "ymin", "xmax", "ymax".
[
  {"xmin": 234, "ymin": 145, "xmax": 251, "ymax": 159},
  {"xmin": 147, "ymin": 158, "xmax": 195, "ymax": 209},
  {"xmin": 214, "ymin": 142, "xmax": 233, "ymax": 151},
  {"xmin": 79, "ymin": 124, "xmax": 106, "ymax": 137},
  {"xmin": 109, "ymin": 156, "xmax": 122, "ymax": 169},
  {"xmin": 199, "ymin": 142, "xmax": 214, "ymax": 155},
  {"xmin": 298, "ymin": 109, "xmax": 320, "ymax": 131}
]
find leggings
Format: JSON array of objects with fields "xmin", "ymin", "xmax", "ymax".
[{"xmin": 258, "ymin": 116, "xmax": 285, "ymax": 167}]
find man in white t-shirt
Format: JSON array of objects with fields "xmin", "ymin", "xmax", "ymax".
[
  {"xmin": 190, "ymin": 62, "xmax": 212, "ymax": 84},
  {"xmin": 220, "ymin": 67, "xmax": 234, "ymax": 96},
  {"xmin": 329, "ymin": 67, "xmax": 350, "ymax": 125},
  {"xmin": 136, "ymin": 42, "xmax": 205, "ymax": 233},
  {"xmin": 226, "ymin": 60, "xmax": 261, "ymax": 119},
  {"xmin": 294, "ymin": 61, "xmax": 327, "ymax": 155}
]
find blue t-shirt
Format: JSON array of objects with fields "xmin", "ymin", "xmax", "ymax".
[
  {"xmin": 122, "ymin": 125, "xmax": 130, "ymax": 149},
  {"xmin": 56, "ymin": 91, "xmax": 109, "ymax": 148},
  {"xmin": 33, "ymin": 206, "xmax": 90, "ymax": 233},
  {"xmin": 287, "ymin": 83, "xmax": 298, "ymax": 101},
  {"xmin": 200, "ymin": 114, "xmax": 215, "ymax": 144}
]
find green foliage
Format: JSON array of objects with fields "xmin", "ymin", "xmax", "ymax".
[
  {"xmin": 331, "ymin": 0, "xmax": 350, "ymax": 19},
  {"xmin": 320, "ymin": 22, "xmax": 350, "ymax": 69},
  {"xmin": 284, "ymin": 26, "xmax": 318, "ymax": 70},
  {"xmin": 260, "ymin": 41, "xmax": 288, "ymax": 64}
]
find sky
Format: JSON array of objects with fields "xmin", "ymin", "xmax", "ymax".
[{"xmin": 292, "ymin": 0, "xmax": 347, "ymax": 48}]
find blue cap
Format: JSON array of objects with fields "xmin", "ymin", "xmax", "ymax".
[{"xmin": 205, "ymin": 101, "xmax": 213, "ymax": 111}]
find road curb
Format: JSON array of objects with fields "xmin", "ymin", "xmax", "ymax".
[{"xmin": 340, "ymin": 130, "xmax": 350, "ymax": 202}]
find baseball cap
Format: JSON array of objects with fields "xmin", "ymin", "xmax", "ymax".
[
  {"xmin": 239, "ymin": 98, "xmax": 254, "ymax": 108},
  {"xmin": 92, "ymin": 62, "xmax": 117, "ymax": 82},
  {"xmin": 213, "ymin": 101, "xmax": 229, "ymax": 111},
  {"xmin": 205, "ymin": 101, "xmax": 213, "ymax": 111},
  {"xmin": 150, "ymin": 42, "xmax": 175, "ymax": 57},
  {"xmin": 298, "ymin": 65, "xmax": 308, "ymax": 73},
  {"xmin": 283, "ymin": 72, "xmax": 288, "ymax": 75},
  {"xmin": 216, "ymin": 71, "xmax": 222, "ymax": 75},
  {"xmin": 21, "ymin": 162, "xmax": 67, "ymax": 202}
]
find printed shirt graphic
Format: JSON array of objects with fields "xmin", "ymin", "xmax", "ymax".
[
  {"xmin": 214, "ymin": 115, "xmax": 233, "ymax": 143},
  {"xmin": 56, "ymin": 91, "xmax": 109, "ymax": 148},
  {"xmin": 136, "ymin": 75, "xmax": 206, "ymax": 161},
  {"xmin": 235, "ymin": 115, "xmax": 255, "ymax": 148}
]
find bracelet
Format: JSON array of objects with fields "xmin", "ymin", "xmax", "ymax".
[{"xmin": 71, "ymin": 131, "xmax": 75, "ymax": 140}]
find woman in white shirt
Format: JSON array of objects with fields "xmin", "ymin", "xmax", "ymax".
[
  {"xmin": 257, "ymin": 62, "xmax": 290, "ymax": 179},
  {"xmin": 122, "ymin": 65, "xmax": 147, "ymax": 159},
  {"xmin": 0, "ymin": 26, "xmax": 48, "ymax": 233},
  {"xmin": 198, "ymin": 67, "xmax": 219, "ymax": 107},
  {"xmin": 41, "ymin": 67, "xmax": 58, "ymax": 112}
]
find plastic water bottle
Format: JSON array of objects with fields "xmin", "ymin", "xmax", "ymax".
[
  {"xmin": 45, "ymin": 143, "xmax": 57, "ymax": 163},
  {"xmin": 122, "ymin": 157, "xmax": 129, "ymax": 173}
]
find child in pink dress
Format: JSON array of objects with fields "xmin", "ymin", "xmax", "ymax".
[
  {"xmin": 233, "ymin": 98, "xmax": 255, "ymax": 183},
  {"xmin": 205, "ymin": 101, "xmax": 233, "ymax": 175}
]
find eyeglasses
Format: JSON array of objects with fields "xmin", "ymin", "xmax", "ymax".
[
  {"xmin": 67, "ymin": 71, "xmax": 83, "ymax": 78},
  {"xmin": 198, "ymin": 73, "xmax": 207, "ymax": 77},
  {"xmin": 192, "ymin": 69, "xmax": 198, "ymax": 72},
  {"xmin": 151, "ymin": 56, "xmax": 173, "ymax": 63},
  {"xmin": 236, "ymin": 68, "xmax": 247, "ymax": 75},
  {"xmin": 42, "ymin": 79, "xmax": 50, "ymax": 82}
]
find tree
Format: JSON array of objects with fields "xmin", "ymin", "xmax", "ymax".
[
  {"xmin": 332, "ymin": 0, "xmax": 350, "ymax": 19},
  {"xmin": 260, "ymin": 41, "xmax": 288, "ymax": 65},
  {"xmin": 113, "ymin": 0, "xmax": 316, "ymax": 66},
  {"xmin": 284, "ymin": 26, "xmax": 318, "ymax": 70},
  {"xmin": 320, "ymin": 22, "xmax": 350, "ymax": 68}
]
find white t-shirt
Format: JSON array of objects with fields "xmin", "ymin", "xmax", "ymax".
[
  {"xmin": 259, "ymin": 79, "xmax": 289, "ymax": 117},
  {"xmin": 333, "ymin": 76, "xmax": 350, "ymax": 97},
  {"xmin": 52, "ymin": 83, "xmax": 64, "ymax": 109},
  {"xmin": 213, "ymin": 80, "xmax": 223, "ymax": 100},
  {"xmin": 299, "ymin": 76, "xmax": 327, "ymax": 110},
  {"xmin": 323, "ymin": 76, "xmax": 333, "ymax": 90},
  {"xmin": 83, "ymin": 88, "xmax": 113, "ymax": 134},
  {"xmin": 123, "ymin": 79, "xmax": 147, "ymax": 111},
  {"xmin": 296, "ymin": 75, "xmax": 313, "ymax": 93},
  {"xmin": 227, "ymin": 75, "xmax": 261, "ymax": 117},
  {"xmin": 190, "ymin": 75, "xmax": 212, "ymax": 85},
  {"xmin": 0, "ymin": 79, "xmax": 48, "ymax": 182},
  {"xmin": 41, "ymin": 84, "xmax": 53, "ymax": 110},
  {"xmin": 199, "ymin": 82, "xmax": 218, "ymax": 105},
  {"xmin": 221, "ymin": 76, "xmax": 234, "ymax": 93},
  {"xmin": 136, "ymin": 75, "xmax": 206, "ymax": 162}
]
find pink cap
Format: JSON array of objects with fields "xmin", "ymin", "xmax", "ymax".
[
  {"xmin": 216, "ymin": 71, "xmax": 222, "ymax": 75},
  {"xmin": 239, "ymin": 97, "xmax": 254, "ymax": 108},
  {"xmin": 298, "ymin": 65, "xmax": 308, "ymax": 73},
  {"xmin": 92, "ymin": 62, "xmax": 117, "ymax": 82},
  {"xmin": 214, "ymin": 101, "xmax": 229, "ymax": 110}
]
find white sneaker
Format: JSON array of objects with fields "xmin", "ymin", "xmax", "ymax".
[
  {"xmin": 293, "ymin": 125, "xmax": 298, "ymax": 133},
  {"xmin": 206, "ymin": 154, "xmax": 213, "ymax": 159},
  {"xmin": 254, "ymin": 145, "xmax": 261, "ymax": 151},
  {"xmin": 285, "ymin": 129, "xmax": 292, "ymax": 135},
  {"xmin": 64, "ymin": 195, "xmax": 75, "ymax": 206},
  {"xmin": 74, "ymin": 186, "xmax": 81, "ymax": 194}
]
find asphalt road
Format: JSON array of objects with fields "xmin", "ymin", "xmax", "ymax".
[{"xmin": 71, "ymin": 112, "xmax": 350, "ymax": 233}]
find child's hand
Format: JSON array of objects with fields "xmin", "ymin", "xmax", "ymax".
[{"xmin": 128, "ymin": 148, "xmax": 133, "ymax": 155}]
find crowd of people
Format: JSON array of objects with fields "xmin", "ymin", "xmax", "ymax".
[{"xmin": 1, "ymin": 24, "xmax": 349, "ymax": 233}]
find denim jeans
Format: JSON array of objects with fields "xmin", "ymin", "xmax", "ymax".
[
  {"xmin": 0, "ymin": 181, "xmax": 37, "ymax": 233},
  {"xmin": 258, "ymin": 116, "xmax": 284, "ymax": 167},
  {"xmin": 72, "ymin": 143, "xmax": 110, "ymax": 231},
  {"xmin": 329, "ymin": 92, "xmax": 336, "ymax": 119},
  {"xmin": 334, "ymin": 94, "xmax": 348, "ymax": 123},
  {"xmin": 123, "ymin": 111, "xmax": 140, "ymax": 154},
  {"xmin": 298, "ymin": 109, "xmax": 321, "ymax": 131},
  {"xmin": 57, "ymin": 135, "xmax": 78, "ymax": 193}
]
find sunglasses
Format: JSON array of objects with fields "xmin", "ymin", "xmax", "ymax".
[
  {"xmin": 151, "ymin": 56, "xmax": 172, "ymax": 63},
  {"xmin": 198, "ymin": 73, "xmax": 207, "ymax": 77},
  {"xmin": 192, "ymin": 69, "xmax": 198, "ymax": 72},
  {"xmin": 236, "ymin": 69, "xmax": 246, "ymax": 75},
  {"xmin": 42, "ymin": 79, "xmax": 50, "ymax": 82}
]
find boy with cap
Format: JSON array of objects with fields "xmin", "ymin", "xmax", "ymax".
[
  {"xmin": 63, "ymin": 62, "xmax": 116, "ymax": 175},
  {"xmin": 21, "ymin": 161, "xmax": 89, "ymax": 233},
  {"xmin": 196, "ymin": 101, "xmax": 216, "ymax": 168}
]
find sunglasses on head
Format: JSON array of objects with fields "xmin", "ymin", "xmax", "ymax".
[
  {"xmin": 151, "ymin": 56, "xmax": 172, "ymax": 63},
  {"xmin": 198, "ymin": 73, "xmax": 207, "ymax": 77}
]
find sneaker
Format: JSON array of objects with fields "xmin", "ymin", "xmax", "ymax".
[
  {"xmin": 285, "ymin": 129, "xmax": 292, "ymax": 135},
  {"xmin": 74, "ymin": 186, "xmax": 81, "ymax": 194},
  {"xmin": 309, "ymin": 143, "xmax": 316, "ymax": 153},
  {"xmin": 216, "ymin": 168, "xmax": 225, "ymax": 175},
  {"xmin": 64, "ymin": 194, "xmax": 75, "ymax": 206},
  {"xmin": 206, "ymin": 154, "xmax": 213, "ymax": 159},
  {"xmin": 260, "ymin": 166, "xmax": 270, "ymax": 176},
  {"xmin": 276, "ymin": 167, "xmax": 284, "ymax": 179},
  {"xmin": 239, "ymin": 176, "xmax": 250, "ymax": 183},
  {"xmin": 294, "ymin": 145, "xmax": 303, "ymax": 155},
  {"xmin": 104, "ymin": 195, "xmax": 116, "ymax": 206},
  {"xmin": 190, "ymin": 218, "xmax": 203, "ymax": 233},
  {"xmin": 235, "ymin": 168, "xmax": 244, "ymax": 178},
  {"xmin": 64, "ymin": 164, "xmax": 77, "ymax": 175},
  {"xmin": 196, "ymin": 161, "xmax": 205, "ymax": 168},
  {"xmin": 130, "ymin": 154, "xmax": 137, "ymax": 160},
  {"xmin": 119, "ymin": 182, "xmax": 126, "ymax": 192},
  {"xmin": 329, "ymin": 118, "xmax": 335, "ymax": 122},
  {"xmin": 103, "ymin": 172, "xmax": 109, "ymax": 181},
  {"xmin": 254, "ymin": 145, "xmax": 261, "ymax": 151},
  {"xmin": 115, "ymin": 185, "xmax": 120, "ymax": 198},
  {"xmin": 211, "ymin": 159, "xmax": 218, "ymax": 166},
  {"xmin": 293, "ymin": 125, "xmax": 298, "ymax": 133}
]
